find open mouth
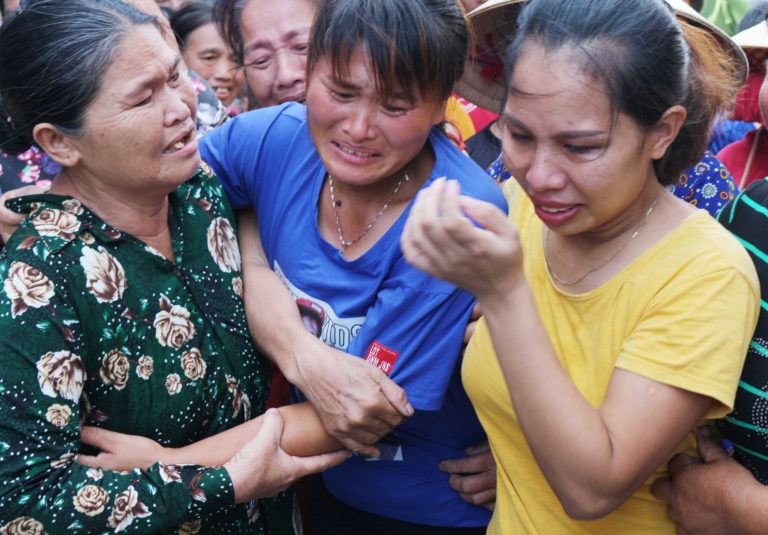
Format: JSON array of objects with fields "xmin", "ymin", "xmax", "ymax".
[
  {"xmin": 333, "ymin": 141, "xmax": 377, "ymax": 159},
  {"xmin": 214, "ymin": 87, "xmax": 232, "ymax": 100},
  {"xmin": 163, "ymin": 129, "xmax": 195, "ymax": 155},
  {"xmin": 539, "ymin": 206, "xmax": 572, "ymax": 214}
]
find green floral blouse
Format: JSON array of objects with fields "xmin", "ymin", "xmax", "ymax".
[{"xmin": 0, "ymin": 164, "xmax": 295, "ymax": 534}]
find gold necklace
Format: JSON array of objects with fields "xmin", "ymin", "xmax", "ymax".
[
  {"xmin": 328, "ymin": 171, "xmax": 409, "ymax": 251},
  {"xmin": 544, "ymin": 192, "xmax": 661, "ymax": 287}
]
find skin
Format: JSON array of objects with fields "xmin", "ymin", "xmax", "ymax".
[
  {"xmin": 182, "ymin": 22, "xmax": 244, "ymax": 106},
  {"xmin": 35, "ymin": 24, "xmax": 200, "ymax": 258},
  {"xmin": 29, "ymin": 23, "xmax": 348, "ymax": 504},
  {"xmin": 649, "ymin": 68, "xmax": 768, "ymax": 535},
  {"xmin": 307, "ymin": 48, "xmax": 444, "ymax": 259},
  {"xmin": 239, "ymin": 0, "xmax": 315, "ymax": 107},
  {"xmin": 401, "ymin": 44, "xmax": 715, "ymax": 520}
]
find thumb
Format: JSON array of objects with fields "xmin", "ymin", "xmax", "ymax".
[
  {"xmin": 459, "ymin": 196, "xmax": 512, "ymax": 237},
  {"xmin": 377, "ymin": 376, "xmax": 414, "ymax": 417},
  {"xmin": 294, "ymin": 449, "xmax": 351, "ymax": 477},
  {"xmin": 696, "ymin": 427, "xmax": 728, "ymax": 463},
  {"xmin": 260, "ymin": 408, "xmax": 287, "ymax": 448}
]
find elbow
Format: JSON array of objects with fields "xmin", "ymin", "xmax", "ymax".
[{"xmin": 557, "ymin": 489, "xmax": 625, "ymax": 521}]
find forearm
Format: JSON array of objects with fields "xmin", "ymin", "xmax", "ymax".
[
  {"xmin": 238, "ymin": 211, "xmax": 315, "ymax": 387},
  {"xmin": 478, "ymin": 284, "xmax": 703, "ymax": 518},
  {"xmin": 164, "ymin": 402, "xmax": 342, "ymax": 466}
]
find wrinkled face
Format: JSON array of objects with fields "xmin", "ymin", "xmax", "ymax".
[
  {"xmin": 305, "ymin": 47, "xmax": 443, "ymax": 187},
  {"xmin": 502, "ymin": 44, "xmax": 660, "ymax": 237},
  {"xmin": 240, "ymin": 0, "xmax": 316, "ymax": 107},
  {"xmin": 69, "ymin": 24, "xmax": 199, "ymax": 195},
  {"xmin": 182, "ymin": 22, "xmax": 244, "ymax": 106}
]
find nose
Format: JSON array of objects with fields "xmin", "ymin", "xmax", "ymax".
[
  {"xmin": 164, "ymin": 76, "xmax": 195, "ymax": 126},
  {"xmin": 274, "ymin": 49, "xmax": 305, "ymax": 91},
  {"xmin": 211, "ymin": 58, "xmax": 233, "ymax": 82},
  {"xmin": 342, "ymin": 105, "xmax": 376, "ymax": 142},
  {"xmin": 512, "ymin": 145, "xmax": 567, "ymax": 192}
]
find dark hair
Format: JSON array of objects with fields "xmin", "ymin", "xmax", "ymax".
[
  {"xmin": 170, "ymin": 2, "xmax": 214, "ymax": 52},
  {"xmin": 504, "ymin": 0, "xmax": 741, "ymax": 185},
  {"xmin": 0, "ymin": 0, "xmax": 158, "ymax": 155},
  {"xmin": 307, "ymin": 0, "xmax": 468, "ymax": 104},
  {"xmin": 214, "ymin": 0, "xmax": 319, "ymax": 66}
]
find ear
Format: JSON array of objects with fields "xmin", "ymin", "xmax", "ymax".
[
  {"xmin": 432, "ymin": 98, "xmax": 448, "ymax": 126},
  {"xmin": 32, "ymin": 123, "xmax": 82, "ymax": 168},
  {"xmin": 647, "ymin": 105, "xmax": 687, "ymax": 160}
]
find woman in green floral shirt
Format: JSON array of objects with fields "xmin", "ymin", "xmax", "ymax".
[{"xmin": 0, "ymin": 1, "xmax": 346, "ymax": 533}]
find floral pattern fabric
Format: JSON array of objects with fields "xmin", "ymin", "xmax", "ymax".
[{"xmin": 0, "ymin": 164, "xmax": 293, "ymax": 534}]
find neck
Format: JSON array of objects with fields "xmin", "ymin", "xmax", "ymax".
[{"xmin": 51, "ymin": 169, "xmax": 171, "ymax": 244}]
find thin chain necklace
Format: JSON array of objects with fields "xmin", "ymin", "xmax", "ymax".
[
  {"xmin": 328, "ymin": 171, "xmax": 409, "ymax": 251},
  {"xmin": 545, "ymin": 191, "xmax": 661, "ymax": 287}
]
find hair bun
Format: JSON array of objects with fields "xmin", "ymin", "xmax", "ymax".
[{"xmin": 0, "ymin": 99, "xmax": 32, "ymax": 155}]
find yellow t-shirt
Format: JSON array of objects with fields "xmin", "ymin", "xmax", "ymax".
[{"xmin": 463, "ymin": 186, "xmax": 760, "ymax": 535}]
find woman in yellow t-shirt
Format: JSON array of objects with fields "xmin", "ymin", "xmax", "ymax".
[{"xmin": 402, "ymin": 0, "xmax": 759, "ymax": 533}]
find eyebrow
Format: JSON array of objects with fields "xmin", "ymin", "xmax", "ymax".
[
  {"xmin": 503, "ymin": 114, "xmax": 607, "ymax": 139},
  {"xmin": 124, "ymin": 56, "xmax": 183, "ymax": 99},
  {"xmin": 244, "ymin": 28, "xmax": 309, "ymax": 55}
]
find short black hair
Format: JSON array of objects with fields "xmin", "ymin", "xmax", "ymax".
[
  {"xmin": 170, "ymin": 1, "xmax": 215, "ymax": 52},
  {"xmin": 307, "ymin": 0, "xmax": 468, "ymax": 104}
]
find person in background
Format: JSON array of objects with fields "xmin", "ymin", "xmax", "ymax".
[
  {"xmin": 402, "ymin": 0, "xmax": 758, "ymax": 533},
  {"xmin": 458, "ymin": 0, "xmax": 743, "ymax": 217},
  {"xmin": 0, "ymin": 0, "xmax": 228, "ymax": 201},
  {"xmin": 170, "ymin": 2, "xmax": 247, "ymax": 115},
  {"xmin": 214, "ymin": 0, "xmax": 316, "ymax": 109},
  {"xmin": 0, "ymin": 0, "xmax": 348, "ymax": 532},
  {"xmin": 716, "ymin": 20, "xmax": 768, "ymax": 188},
  {"xmin": 652, "ymin": 17, "xmax": 768, "ymax": 535}
]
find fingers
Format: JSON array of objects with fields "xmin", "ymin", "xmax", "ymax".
[
  {"xmin": 466, "ymin": 440, "xmax": 491, "ymax": 455},
  {"xmin": 459, "ymin": 489, "xmax": 496, "ymax": 510},
  {"xmin": 295, "ymin": 449, "xmax": 352, "ymax": 477},
  {"xmin": 75, "ymin": 454, "xmax": 102, "ymax": 468},
  {"xmin": 376, "ymin": 375, "xmax": 414, "ymax": 418},
  {"xmin": 650, "ymin": 477, "xmax": 672, "ymax": 502},
  {"xmin": 667, "ymin": 453, "xmax": 700, "ymax": 477},
  {"xmin": 459, "ymin": 196, "xmax": 512, "ymax": 237},
  {"xmin": 261, "ymin": 408, "xmax": 286, "ymax": 447},
  {"xmin": 80, "ymin": 426, "xmax": 121, "ymax": 450},
  {"xmin": 696, "ymin": 427, "xmax": 728, "ymax": 463}
]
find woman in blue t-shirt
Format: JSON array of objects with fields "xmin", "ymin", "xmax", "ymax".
[{"xmin": 72, "ymin": 1, "xmax": 506, "ymax": 533}]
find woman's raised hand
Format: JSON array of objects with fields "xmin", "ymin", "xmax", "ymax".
[
  {"xmin": 224, "ymin": 409, "xmax": 351, "ymax": 503},
  {"xmin": 401, "ymin": 178, "xmax": 522, "ymax": 302}
]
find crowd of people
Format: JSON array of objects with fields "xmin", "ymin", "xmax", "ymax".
[{"xmin": 0, "ymin": 0, "xmax": 767, "ymax": 534}]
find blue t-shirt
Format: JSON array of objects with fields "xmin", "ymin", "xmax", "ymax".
[{"xmin": 200, "ymin": 103, "xmax": 505, "ymax": 527}]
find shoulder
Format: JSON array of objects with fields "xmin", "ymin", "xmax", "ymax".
[
  {"xmin": 429, "ymin": 129, "xmax": 506, "ymax": 211},
  {"xmin": 199, "ymin": 103, "xmax": 311, "ymax": 170},
  {"xmin": 652, "ymin": 210, "xmax": 758, "ymax": 292}
]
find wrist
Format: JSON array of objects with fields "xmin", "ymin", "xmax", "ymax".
[
  {"xmin": 476, "ymin": 274, "xmax": 529, "ymax": 317},
  {"xmin": 733, "ymin": 476, "xmax": 768, "ymax": 535}
]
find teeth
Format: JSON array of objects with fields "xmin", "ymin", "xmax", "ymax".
[
  {"xmin": 338, "ymin": 144, "xmax": 373, "ymax": 158},
  {"xmin": 163, "ymin": 140, "xmax": 186, "ymax": 154},
  {"xmin": 541, "ymin": 206, "xmax": 570, "ymax": 214}
]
